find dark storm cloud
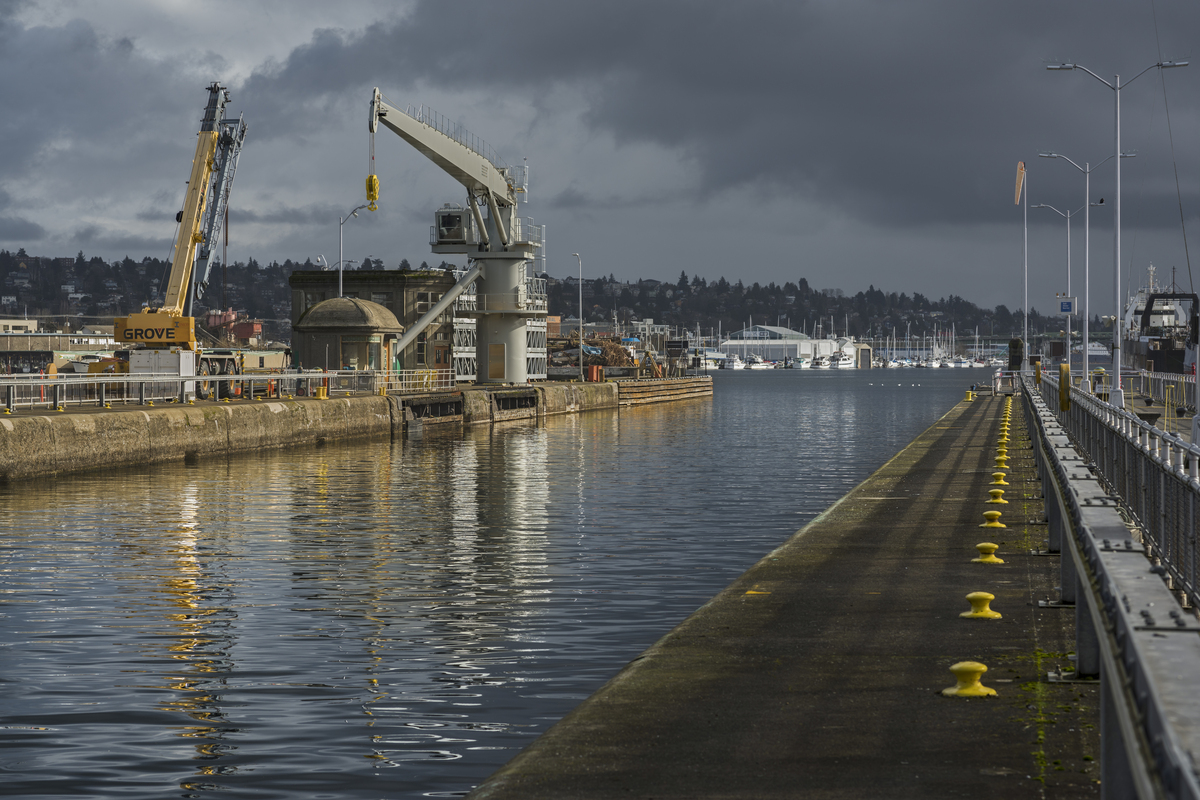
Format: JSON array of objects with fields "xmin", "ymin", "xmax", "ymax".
[
  {"xmin": 0, "ymin": 10, "xmax": 196, "ymax": 192},
  {"xmin": 0, "ymin": 214, "xmax": 45, "ymax": 240},
  {"xmin": 72, "ymin": 224, "xmax": 169, "ymax": 254},
  {"xmin": 236, "ymin": 0, "xmax": 1200, "ymax": 232},
  {"xmin": 134, "ymin": 202, "xmax": 346, "ymax": 225}
]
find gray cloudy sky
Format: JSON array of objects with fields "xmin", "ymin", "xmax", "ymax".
[{"xmin": 3, "ymin": 0, "xmax": 1200, "ymax": 313}]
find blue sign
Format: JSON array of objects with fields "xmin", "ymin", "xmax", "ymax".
[{"xmin": 1059, "ymin": 298, "xmax": 1075, "ymax": 315}]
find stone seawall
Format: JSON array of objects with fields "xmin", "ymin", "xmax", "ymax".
[{"xmin": 0, "ymin": 378, "xmax": 707, "ymax": 480}]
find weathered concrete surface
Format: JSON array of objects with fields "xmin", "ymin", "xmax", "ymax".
[
  {"xmin": 0, "ymin": 378, "xmax": 706, "ymax": 479},
  {"xmin": 539, "ymin": 382, "xmax": 620, "ymax": 416},
  {"xmin": 0, "ymin": 396, "xmax": 396, "ymax": 480},
  {"xmin": 468, "ymin": 395, "xmax": 1101, "ymax": 799},
  {"xmin": 461, "ymin": 388, "xmax": 496, "ymax": 426}
]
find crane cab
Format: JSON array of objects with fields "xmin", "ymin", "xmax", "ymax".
[{"xmin": 431, "ymin": 204, "xmax": 479, "ymax": 253}]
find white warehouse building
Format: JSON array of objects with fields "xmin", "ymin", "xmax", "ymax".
[{"xmin": 719, "ymin": 325, "xmax": 869, "ymax": 366}]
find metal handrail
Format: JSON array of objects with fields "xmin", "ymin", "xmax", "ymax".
[
  {"xmin": 1138, "ymin": 369, "xmax": 1197, "ymax": 413},
  {"xmin": 1024, "ymin": 377, "xmax": 1200, "ymax": 798},
  {"xmin": 1038, "ymin": 371, "xmax": 1200, "ymax": 607},
  {"xmin": 0, "ymin": 369, "xmax": 461, "ymax": 412}
]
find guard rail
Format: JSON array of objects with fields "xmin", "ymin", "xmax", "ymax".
[
  {"xmin": 1024, "ymin": 375, "xmax": 1200, "ymax": 798},
  {"xmin": 0, "ymin": 369, "xmax": 459, "ymax": 412}
]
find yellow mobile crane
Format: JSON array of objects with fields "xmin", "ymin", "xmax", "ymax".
[{"xmin": 115, "ymin": 83, "xmax": 247, "ymax": 396}]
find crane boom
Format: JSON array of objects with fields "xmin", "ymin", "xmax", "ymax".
[
  {"xmin": 192, "ymin": 111, "xmax": 247, "ymax": 313},
  {"xmin": 116, "ymin": 83, "xmax": 246, "ymax": 350},
  {"xmin": 369, "ymin": 89, "xmax": 516, "ymax": 217}
]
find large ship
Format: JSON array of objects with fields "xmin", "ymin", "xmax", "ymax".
[{"xmin": 1121, "ymin": 264, "xmax": 1198, "ymax": 374}]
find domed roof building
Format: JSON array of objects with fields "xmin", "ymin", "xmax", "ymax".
[{"xmin": 293, "ymin": 297, "xmax": 404, "ymax": 371}]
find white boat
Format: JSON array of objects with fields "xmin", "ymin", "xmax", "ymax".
[
  {"xmin": 811, "ymin": 355, "xmax": 831, "ymax": 369},
  {"xmin": 746, "ymin": 354, "xmax": 773, "ymax": 370},
  {"xmin": 723, "ymin": 354, "xmax": 746, "ymax": 370},
  {"xmin": 830, "ymin": 352, "xmax": 856, "ymax": 369},
  {"xmin": 952, "ymin": 356, "xmax": 971, "ymax": 368}
]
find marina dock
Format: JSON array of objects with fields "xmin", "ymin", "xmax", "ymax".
[{"xmin": 468, "ymin": 393, "xmax": 1103, "ymax": 798}]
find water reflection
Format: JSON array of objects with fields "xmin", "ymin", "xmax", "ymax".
[{"xmin": 0, "ymin": 370, "xmax": 978, "ymax": 799}]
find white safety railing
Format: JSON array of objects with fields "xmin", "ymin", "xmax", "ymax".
[
  {"xmin": 1024, "ymin": 376, "xmax": 1200, "ymax": 798},
  {"xmin": 1037, "ymin": 371, "xmax": 1200, "ymax": 607},
  {"xmin": 402, "ymin": 103, "xmax": 506, "ymax": 170},
  {"xmin": 1137, "ymin": 370, "xmax": 1197, "ymax": 414},
  {"xmin": 379, "ymin": 369, "xmax": 457, "ymax": 393},
  {"xmin": 1, "ymin": 369, "xmax": 461, "ymax": 412}
]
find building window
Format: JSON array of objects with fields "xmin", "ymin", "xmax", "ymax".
[{"xmin": 416, "ymin": 332, "xmax": 427, "ymax": 366}]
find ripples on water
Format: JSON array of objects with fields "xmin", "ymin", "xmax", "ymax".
[{"xmin": 0, "ymin": 369, "xmax": 978, "ymax": 798}]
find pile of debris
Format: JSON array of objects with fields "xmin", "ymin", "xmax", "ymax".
[{"xmin": 548, "ymin": 333, "xmax": 635, "ymax": 367}]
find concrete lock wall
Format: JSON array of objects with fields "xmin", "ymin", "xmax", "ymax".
[
  {"xmin": 0, "ymin": 397, "xmax": 396, "ymax": 481},
  {"xmin": 538, "ymin": 382, "xmax": 619, "ymax": 416},
  {"xmin": 0, "ymin": 379, "xmax": 702, "ymax": 480}
]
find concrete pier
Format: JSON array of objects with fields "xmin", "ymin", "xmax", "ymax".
[
  {"xmin": 467, "ymin": 395, "xmax": 1101, "ymax": 799},
  {"xmin": 0, "ymin": 376, "xmax": 710, "ymax": 480}
]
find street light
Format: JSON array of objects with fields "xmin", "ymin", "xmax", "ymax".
[
  {"xmin": 572, "ymin": 253, "xmax": 583, "ymax": 382},
  {"xmin": 338, "ymin": 204, "xmax": 369, "ymax": 298},
  {"xmin": 1032, "ymin": 201, "xmax": 1083, "ymax": 369},
  {"xmin": 314, "ymin": 255, "xmax": 329, "ymax": 271},
  {"xmin": 1047, "ymin": 59, "xmax": 1188, "ymax": 408},
  {"xmin": 1039, "ymin": 151, "xmax": 1128, "ymax": 383}
]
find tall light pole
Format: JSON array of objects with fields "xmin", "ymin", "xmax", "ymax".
[
  {"xmin": 573, "ymin": 253, "xmax": 583, "ymax": 383},
  {"xmin": 338, "ymin": 204, "xmax": 369, "ymax": 298},
  {"xmin": 1047, "ymin": 59, "xmax": 1188, "ymax": 407},
  {"xmin": 1015, "ymin": 162, "xmax": 1029, "ymax": 370},
  {"xmin": 1039, "ymin": 152, "xmax": 1126, "ymax": 385},
  {"xmin": 1032, "ymin": 202, "xmax": 1083, "ymax": 370}
]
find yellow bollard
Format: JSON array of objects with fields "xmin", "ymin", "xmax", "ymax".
[
  {"xmin": 960, "ymin": 591, "xmax": 1002, "ymax": 619},
  {"xmin": 990, "ymin": 472, "xmax": 1009, "ymax": 485},
  {"xmin": 995, "ymin": 455, "xmax": 1009, "ymax": 470},
  {"xmin": 942, "ymin": 661, "xmax": 997, "ymax": 697},
  {"xmin": 965, "ymin": 390, "xmax": 974, "ymax": 402},
  {"xmin": 979, "ymin": 511, "xmax": 1005, "ymax": 528},
  {"xmin": 986, "ymin": 489, "xmax": 1008, "ymax": 504},
  {"xmin": 973, "ymin": 542, "xmax": 1005, "ymax": 563}
]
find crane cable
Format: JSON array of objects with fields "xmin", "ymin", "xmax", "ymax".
[
  {"xmin": 367, "ymin": 113, "xmax": 379, "ymax": 211},
  {"xmin": 1151, "ymin": 0, "xmax": 1194, "ymax": 293}
]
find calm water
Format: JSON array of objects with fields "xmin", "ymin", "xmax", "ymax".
[{"xmin": 0, "ymin": 369, "xmax": 979, "ymax": 799}]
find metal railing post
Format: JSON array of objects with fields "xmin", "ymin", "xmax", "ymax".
[
  {"xmin": 139, "ymin": 380, "xmax": 147, "ymax": 406},
  {"xmin": 5, "ymin": 384, "xmax": 13, "ymax": 413}
]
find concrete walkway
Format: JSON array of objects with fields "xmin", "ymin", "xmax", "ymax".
[{"xmin": 469, "ymin": 395, "xmax": 1101, "ymax": 799}]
